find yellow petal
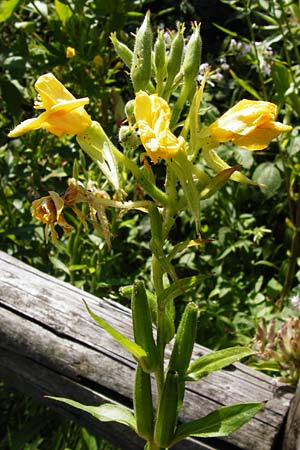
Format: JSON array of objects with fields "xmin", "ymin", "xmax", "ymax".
[{"xmin": 34, "ymin": 73, "xmax": 75, "ymax": 109}]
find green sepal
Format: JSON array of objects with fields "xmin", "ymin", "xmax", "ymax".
[
  {"xmin": 186, "ymin": 347, "xmax": 256, "ymax": 381},
  {"xmin": 131, "ymin": 11, "xmax": 153, "ymax": 92},
  {"xmin": 200, "ymin": 165, "xmax": 241, "ymax": 200},
  {"xmin": 202, "ymin": 146, "xmax": 257, "ymax": 185},
  {"xmin": 154, "ymin": 370, "xmax": 179, "ymax": 448},
  {"xmin": 83, "ymin": 300, "xmax": 148, "ymax": 364},
  {"xmin": 172, "ymin": 402, "xmax": 264, "ymax": 443},
  {"xmin": 48, "ymin": 397, "xmax": 136, "ymax": 432},
  {"xmin": 134, "ymin": 365, "xmax": 154, "ymax": 440},
  {"xmin": 77, "ymin": 121, "xmax": 120, "ymax": 192},
  {"xmin": 131, "ymin": 281, "xmax": 159, "ymax": 372}
]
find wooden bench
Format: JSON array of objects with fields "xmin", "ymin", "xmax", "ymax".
[{"xmin": 0, "ymin": 250, "xmax": 298, "ymax": 450}]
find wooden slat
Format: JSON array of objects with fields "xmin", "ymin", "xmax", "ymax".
[{"xmin": 0, "ymin": 251, "xmax": 294, "ymax": 450}]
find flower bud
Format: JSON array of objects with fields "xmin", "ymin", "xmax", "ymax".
[
  {"xmin": 110, "ymin": 32, "xmax": 133, "ymax": 68},
  {"xmin": 131, "ymin": 11, "xmax": 153, "ymax": 91},
  {"xmin": 182, "ymin": 23, "xmax": 202, "ymax": 87},
  {"xmin": 118, "ymin": 125, "xmax": 140, "ymax": 151},
  {"xmin": 154, "ymin": 28, "xmax": 167, "ymax": 94},
  {"xmin": 163, "ymin": 24, "xmax": 184, "ymax": 98}
]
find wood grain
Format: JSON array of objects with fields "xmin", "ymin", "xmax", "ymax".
[{"xmin": 0, "ymin": 251, "xmax": 294, "ymax": 449}]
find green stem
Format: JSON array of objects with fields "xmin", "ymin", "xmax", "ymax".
[{"xmin": 111, "ymin": 146, "xmax": 169, "ymax": 207}]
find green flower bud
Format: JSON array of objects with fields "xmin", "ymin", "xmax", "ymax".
[
  {"xmin": 182, "ymin": 23, "xmax": 202, "ymax": 87},
  {"xmin": 131, "ymin": 11, "xmax": 153, "ymax": 92},
  {"xmin": 131, "ymin": 280, "xmax": 158, "ymax": 372},
  {"xmin": 119, "ymin": 125, "xmax": 140, "ymax": 151},
  {"xmin": 124, "ymin": 99, "xmax": 135, "ymax": 123},
  {"xmin": 134, "ymin": 364, "xmax": 154, "ymax": 440},
  {"xmin": 163, "ymin": 24, "xmax": 185, "ymax": 98},
  {"xmin": 154, "ymin": 370, "xmax": 179, "ymax": 448},
  {"xmin": 110, "ymin": 32, "xmax": 133, "ymax": 68},
  {"xmin": 154, "ymin": 29, "xmax": 167, "ymax": 95}
]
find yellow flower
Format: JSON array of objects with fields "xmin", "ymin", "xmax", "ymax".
[
  {"xmin": 209, "ymin": 99, "xmax": 292, "ymax": 150},
  {"xmin": 66, "ymin": 46, "xmax": 76, "ymax": 59},
  {"xmin": 93, "ymin": 55, "xmax": 103, "ymax": 67},
  {"xmin": 8, "ymin": 73, "xmax": 92, "ymax": 138},
  {"xmin": 32, "ymin": 191, "xmax": 74, "ymax": 243},
  {"xmin": 134, "ymin": 91, "xmax": 185, "ymax": 163}
]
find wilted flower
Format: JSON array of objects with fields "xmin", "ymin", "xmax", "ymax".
[
  {"xmin": 209, "ymin": 99, "xmax": 292, "ymax": 150},
  {"xmin": 32, "ymin": 191, "xmax": 74, "ymax": 243},
  {"xmin": 66, "ymin": 46, "xmax": 76, "ymax": 59},
  {"xmin": 134, "ymin": 90, "xmax": 185, "ymax": 163},
  {"xmin": 8, "ymin": 73, "xmax": 92, "ymax": 138}
]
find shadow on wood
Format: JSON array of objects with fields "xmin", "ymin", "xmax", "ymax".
[{"xmin": 0, "ymin": 251, "xmax": 296, "ymax": 449}]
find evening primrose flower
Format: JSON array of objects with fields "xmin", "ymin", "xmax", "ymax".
[
  {"xmin": 32, "ymin": 191, "xmax": 74, "ymax": 244},
  {"xmin": 209, "ymin": 99, "xmax": 291, "ymax": 150},
  {"xmin": 8, "ymin": 73, "xmax": 92, "ymax": 138},
  {"xmin": 134, "ymin": 91, "xmax": 185, "ymax": 163}
]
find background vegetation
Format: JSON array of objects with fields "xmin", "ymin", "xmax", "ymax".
[{"xmin": 1, "ymin": 0, "xmax": 300, "ymax": 448}]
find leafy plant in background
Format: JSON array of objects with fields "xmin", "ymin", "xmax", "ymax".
[
  {"xmin": 8, "ymin": 11, "xmax": 293, "ymax": 449},
  {"xmin": 213, "ymin": 0, "xmax": 300, "ymax": 379}
]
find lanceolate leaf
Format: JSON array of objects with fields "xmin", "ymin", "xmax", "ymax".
[
  {"xmin": 83, "ymin": 300, "xmax": 147, "ymax": 361},
  {"xmin": 49, "ymin": 397, "xmax": 136, "ymax": 431},
  {"xmin": 200, "ymin": 165, "xmax": 241, "ymax": 200},
  {"xmin": 172, "ymin": 402, "xmax": 264, "ymax": 443},
  {"xmin": 186, "ymin": 347, "xmax": 255, "ymax": 381}
]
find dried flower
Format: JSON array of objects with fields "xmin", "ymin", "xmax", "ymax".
[{"xmin": 32, "ymin": 191, "xmax": 73, "ymax": 244}]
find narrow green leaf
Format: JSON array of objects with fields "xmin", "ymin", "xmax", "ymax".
[
  {"xmin": 157, "ymin": 274, "xmax": 207, "ymax": 307},
  {"xmin": 229, "ymin": 69, "xmax": 262, "ymax": 100},
  {"xmin": 172, "ymin": 402, "xmax": 264, "ymax": 442},
  {"xmin": 0, "ymin": 0, "xmax": 22, "ymax": 22},
  {"xmin": 83, "ymin": 300, "xmax": 147, "ymax": 360},
  {"xmin": 48, "ymin": 397, "xmax": 136, "ymax": 431},
  {"xmin": 200, "ymin": 165, "xmax": 240, "ymax": 200},
  {"xmin": 187, "ymin": 347, "xmax": 255, "ymax": 381}
]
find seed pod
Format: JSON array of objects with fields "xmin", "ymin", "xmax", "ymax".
[
  {"xmin": 131, "ymin": 280, "xmax": 158, "ymax": 372},
  {"xmin": 168, "ymin": 302, "xmax": 198, "ymax": 378},
  {"xmin": 154, "ymin": 370, "xmax": 179, "ymax": 448},
  {"xmin": 134, "ymin": 364, "xmax": 154, "ymax": 440},
  {"xmin": 131, "ymin": 11, "xmax": 153, "ymax": 91},
  {"xmin": 110, "ymin": 32, "xmax": 133, "ymax": 68},
  {"xmin": 163, "ymin": 24, "xmax": 184, "ymax": 97}
]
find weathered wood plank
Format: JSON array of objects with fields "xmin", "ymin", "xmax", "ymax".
[
  {"xmin": 0, "ymin": 251, "xmax": 294, "ymax": 450},
  {"xmin": 283, "ymin": 387, "xmax": 300, "ymax": 450}
]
